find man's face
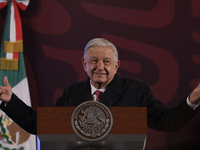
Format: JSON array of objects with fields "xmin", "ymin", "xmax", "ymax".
[{"xmin": 82, "ymin": 46, "xmax": 120, "ymax": 89}]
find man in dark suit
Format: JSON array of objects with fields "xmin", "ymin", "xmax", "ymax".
[{"xmin": 0, "ymin": 38, "xmax": 200, "ymax": 135}]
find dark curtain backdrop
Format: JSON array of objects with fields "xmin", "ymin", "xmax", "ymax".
[{"xmin": 1, "ymin": 0, "xmax": 200, "ymax": 149}]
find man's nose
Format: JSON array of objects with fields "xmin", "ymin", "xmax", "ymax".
[{"xmin": 97, "ymin": 61, "xmax": 104, "ymax": 69}]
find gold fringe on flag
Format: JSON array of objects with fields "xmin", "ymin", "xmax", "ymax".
[
  {"xmin": 0, "ymin": 58, "xmax": 19, "ymax": 70},
  {"xmin": 4, "ymin": 40, "xmax": 23, "ymax": 53}
]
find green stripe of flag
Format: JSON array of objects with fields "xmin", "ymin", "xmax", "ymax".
[
  {"xmin": 0, "ymin": 2, "xmax": 12, "ymax": 58},
  {"xmin": 0, "ymin": 1, "xmax": 26, "ymax": 88},
  {"xmin": 0, "ymin": 52, "xmax": 26, "ymax": 88}
]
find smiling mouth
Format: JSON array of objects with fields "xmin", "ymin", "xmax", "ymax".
[{"xmin": 94, "ymin": 72, "xmax": 107, "ymax": 75}]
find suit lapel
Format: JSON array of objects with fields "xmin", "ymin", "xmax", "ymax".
[
  {"xmin": 74, "ymin": 77, "xmax": 92, "ymax": 106},
  {"xmin": 73, "ymin": 73, "xmax": 124, "ymax": 106},
  {"xmin": 100, "ymin": 73, "xmax": 123, "ymax": 106}
]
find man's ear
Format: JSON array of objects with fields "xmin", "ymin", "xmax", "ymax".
[
  {"xmin": 115, "ymin": 60, "xmax": 120, "ymax": 71},
  {"xmin": 82, "ymin": 57, "xmax": 87, "ymax": 72}
]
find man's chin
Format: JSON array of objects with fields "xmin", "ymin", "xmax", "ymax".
[
  {"xmin": 91, "ymin": 79, "xmax": 107, "ymax": 86},
  {"xmin": 93, "ymin": 80, "xmax": 107, "ymax": 84}
]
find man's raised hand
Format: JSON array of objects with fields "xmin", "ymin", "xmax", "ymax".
[
  {"xmin": 0, "ymin": 76, "xmax": 12, "ymax": 102},
  {"xmin": 190, "ymin": 83, "xmax": 200, "ymax": 105}
]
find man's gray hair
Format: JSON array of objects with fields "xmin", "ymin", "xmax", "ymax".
[{"xmin": 84, "ymin": 38, "xmax": 118, "ymax": 62}]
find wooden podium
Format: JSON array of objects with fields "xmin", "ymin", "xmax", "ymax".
[{"xmin": 37, "ymin": 107, "xmax": 147, "ymax": 150}]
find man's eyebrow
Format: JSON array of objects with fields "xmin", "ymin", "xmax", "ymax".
[
  {"xmin": 104, "ymin": 57, "xmax": 111, "ymax": 60},
  {"xmin": 90, "ymin": 56, "xmax": 111, "ymax": 60},
  {"xmin": 91, "ymin": 56, "xmax": 98, "ymax": 59}
]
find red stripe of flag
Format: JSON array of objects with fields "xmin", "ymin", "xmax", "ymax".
[
  {"xmin": 13, "ymin": 1, "xmax": 22, "ymax": 41},
  {"xmin": 16, "ymin": 2, "xmax": 27, "ymax": 11},
  {"xmin": 0, "ymin": 2, "xmax": 8, "ymax": 9},
  {"xmin": 13, "ymin": 53, "xmax": 19, "ymax": 59}
]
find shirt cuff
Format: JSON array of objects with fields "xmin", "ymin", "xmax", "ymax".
[{"xmin": 187, "ymin": 96, "xmax": 199, "ymax": 110}]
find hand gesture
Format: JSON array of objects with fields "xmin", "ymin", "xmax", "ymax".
[
  {"xmin": 0, "ymin": 76, "xmax": 12, "ymax": 102},
  {"xmin": 190, "ymin": 83, "xmax": 200, "ymax": 105}
]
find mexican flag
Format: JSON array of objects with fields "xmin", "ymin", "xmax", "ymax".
[{"xmin": 0, "ymin": 0, "xmax": 36, "ymax": 150}]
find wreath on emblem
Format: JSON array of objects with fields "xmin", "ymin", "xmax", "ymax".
[
  {"xmin": 74, "ymin": 106, "xmax": 110, "ymax": 137},
  {"xmin": 71, "ymin": 101, "xmax": 113, "ymax": 141}
]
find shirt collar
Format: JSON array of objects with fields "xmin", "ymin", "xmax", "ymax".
[{"xmin": 90, "ymin": 81, "xmax": 106, "ymax": 95}]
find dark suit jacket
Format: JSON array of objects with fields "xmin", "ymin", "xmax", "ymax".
[{"xmin": 0, "ymin": 73, "xmax": 198, "ymax": 134}]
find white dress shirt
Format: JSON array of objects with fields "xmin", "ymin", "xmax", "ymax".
[
  {"xmin": 90, "ymin": 82, "xmax": 106, "ymax": 101},
  {"xmin": 187, "ymin": 96, "xmax": 199, "ymax": 110}
]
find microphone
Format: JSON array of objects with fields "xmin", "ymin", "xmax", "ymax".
[
  {"xmin": 90, "ymin": 95, "xmax": 94, "ymax": 101},
  {"xmin": 68, "ymin": 98, "xmax": 72, "ymax": 106},
  {"xmin": 107, "ymin": 98, "xmax": 112, "ymax": 106}
]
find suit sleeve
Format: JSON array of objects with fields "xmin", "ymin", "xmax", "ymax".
[
  {"xmin": 138, "ymin": 82, "xmax": 199, "ymax": 131},
  {"xmin": 0, "ymin": 93, "xmax": 37, "ymax": 135}
]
